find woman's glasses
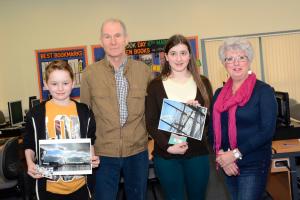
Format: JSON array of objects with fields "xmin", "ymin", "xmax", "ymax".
[{"xmin": 224, "ymin": 56, "xmax": 248, "ymax": 64}]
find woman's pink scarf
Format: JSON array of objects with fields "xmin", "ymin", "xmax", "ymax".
[{"xmin": 213, "ymin": 73, "xmax": 256, "ymax": 154}]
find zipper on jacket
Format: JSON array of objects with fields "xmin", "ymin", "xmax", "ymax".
[
  {"xmin": 86, "ymin": 117, "xmax": 90, "ymax": 138},
  {"xmin": 119, "ymin": 127, "xmax": 123, "ymax": 157},
  {"xmin": 118, "ymin": 105, "xmax": 123, "ymax": 157},
  {"xmin": 116, "ymin": 97, "xmax": 123, "ymax": 157},
  {"xmin": 113, "ymin": 72, "xmax": 125, "ymax": 157},
  {"xmin": 31, "ymin": 117, "xmax": 40, "ymax": 200},
  {"xmin": 31, "ymin": 117, "xmax": 39, "ymax": 162}
]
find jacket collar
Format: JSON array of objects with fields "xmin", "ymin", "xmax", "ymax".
[
  {"xmin": 104, "ymin": 56, "xmax": 129, "ymax": 74},
  {"xmin": 31, "ymin": 99, "xmax": 90, "ymax": 139}
]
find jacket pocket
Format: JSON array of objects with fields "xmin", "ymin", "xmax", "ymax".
[
  {"xmin": 128, "ymin": 88, "xmax": 146, "ymax": 98},
  {"xmin": 92, "ymin": 88, "xmax": 110, "ymax": 98},
  {"xmin": 127, "ymin": 88, "xmax": 146, "ymax": 116},
  {"xmin": 91, "ymin": 88, "xmax": 112, "ymax": 118}
]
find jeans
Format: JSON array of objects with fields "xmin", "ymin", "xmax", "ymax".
[
  {"xmin": 154, "ymin": 155, "xmax": 210, "ymax": 200},
  {"xmin": 225, "ymin": 159, "xmax": 271, "ymax": 200},
  {"xmin": 94, "ymin": 150, "xmax": 149, "ymax": 200}
]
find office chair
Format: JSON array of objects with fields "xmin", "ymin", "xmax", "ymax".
[
  {"xmin": 148, "ymin": 160, "xmax": 160, "ymax": 200},
  {"xmin": 0, "ymin": 137, "xmax": 28, "ymax": 199},
  {"xmin": 147, "ymin": 139, "xmax": 160, "ymax": 200},
  {"xmin": 0, "ymin": 137, "xmax": 21, "ymax": 188}
]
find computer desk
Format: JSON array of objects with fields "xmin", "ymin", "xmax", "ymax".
[
  {"xmin": 269, "ymin": 139, "xmax": 300, "ymax": 200},
  {"xmin": 0, "ymin": 126, "xmax": 25, "ymax": 138}
]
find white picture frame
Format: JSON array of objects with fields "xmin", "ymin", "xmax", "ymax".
[
  {"xmin": 39, "ymin": 138, "xmax": 92, "ymax": 176},
  {"xmin": 158, "ymin": 98, "xmax": 207, "ymax": 141}
]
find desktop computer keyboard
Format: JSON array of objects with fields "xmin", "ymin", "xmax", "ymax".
[
  {"xmin": 0, "ymin": 126, "xmax": 21, "ymax": 130},
  {"xmin": 0, "ymin": 126, "xmax": 24, "ymax": 135}
]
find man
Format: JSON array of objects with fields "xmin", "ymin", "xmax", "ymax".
[{"xmin": 81, "ymin": 18, "xmax": 151, "ymax": 200}]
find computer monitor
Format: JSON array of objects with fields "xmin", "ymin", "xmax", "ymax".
[
  {"xmin": 28, "ymin": 96, "xmax": 37, "ymax": 110},
  {"xmin": 7, "ymin": 100, "xmax": 24, "ymax": 127},
  {"xmin": 275, "ymin": 91, "xmax": 291, "ymax": 127},
  {"xmin": 31, "ymin": 99, "xmax": 40, "ymax": 108}
]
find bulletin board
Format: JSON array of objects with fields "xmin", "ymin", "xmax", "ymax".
[
  {"xmin": 35, "ymin": 46, "xmax": 88, "ymax": 100},
  {"xmin": 91, "ymin": 36, "xmax": 199, "ymax": 77}
]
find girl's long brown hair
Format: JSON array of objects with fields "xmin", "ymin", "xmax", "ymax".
[{"xmin": 160, "ymin": 34, "xmax": 211, "ymax": 108}]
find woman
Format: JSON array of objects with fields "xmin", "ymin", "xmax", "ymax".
[
  {"xmin": 209, "ymin": 37, "xmax": 277, "ymax": 200},
  {"xmin": 145, "ymin": 34, "xmax": 213, "ymax": 200}
]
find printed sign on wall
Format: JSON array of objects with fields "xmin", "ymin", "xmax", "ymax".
[
  {"xmin": 35, "ymin": 46, "xmax": 88, "ymax": 100},
  {"xmin": 91, "ymin": 36, "xmax": 199, "ymax": 77}
]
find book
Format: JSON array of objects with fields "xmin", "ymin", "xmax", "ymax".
[{"xmin": 158, "ymin": 98, "xmax": 207, "ymax": 141}]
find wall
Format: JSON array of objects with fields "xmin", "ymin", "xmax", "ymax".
[{"xmin": 0, "ymin": 0, "xmax": 300, "ymax": 116}]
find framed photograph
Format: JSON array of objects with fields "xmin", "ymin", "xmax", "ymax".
[
  {"xmin": 158, "ymin": 98, "xmax": 207, "ymax": 141},
  {"xmin": 39, "ymin": 138, "xmax": 92, "ymax": 176}
]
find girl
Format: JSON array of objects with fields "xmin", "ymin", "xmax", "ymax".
[{"xmin": 145, "ymin": 34, "xmax": 213, "ymax": 200}]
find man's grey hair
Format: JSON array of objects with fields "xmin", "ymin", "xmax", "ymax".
[{"xmin": 100, "ymin": 18, "xmax": 127, "ymax": 36}]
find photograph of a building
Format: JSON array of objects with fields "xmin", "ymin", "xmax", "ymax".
[{"xmin": 158, "ymin": 99, "xmax": 207, "ymax": 140}]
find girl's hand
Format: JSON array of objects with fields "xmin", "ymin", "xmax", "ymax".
[
  {"xmin": 167, "ymin": 142, "xmax": 188, "ymax": 154},
  {"xmin": 186, "ymin": 100, "xmax": 200, "ymax": 107}
]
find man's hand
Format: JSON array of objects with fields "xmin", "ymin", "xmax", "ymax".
[{"xmin": 91, "ymin": 156, "xmax": 100, "ymax": 168}]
